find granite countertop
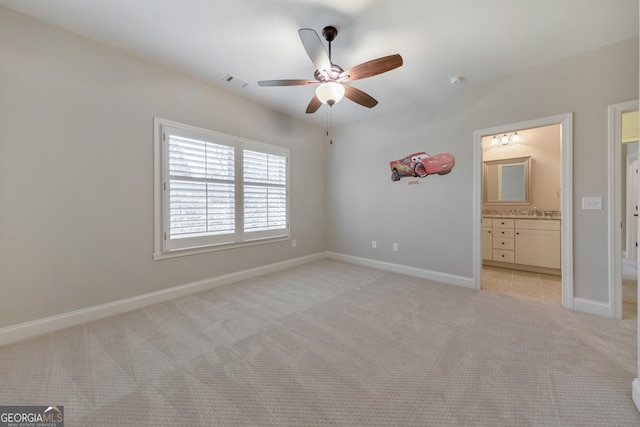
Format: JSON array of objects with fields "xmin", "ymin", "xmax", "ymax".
[
  {"xmin": 483, "ymin": 210, "xmax": 561, "ymax": 220},
  {"xmin": 483, "ymin": 214, "xmax": 561, "ymax": 220}
]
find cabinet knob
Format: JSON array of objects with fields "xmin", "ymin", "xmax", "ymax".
[{"xmin": 516, "ymin": 232, "xmax": 520, "ymax": 235}]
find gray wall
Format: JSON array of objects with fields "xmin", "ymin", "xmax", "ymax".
[
  {"xmin": 327, "ymin": 37, "xmax": 639, "ymax": 303},
  {"xmin": 0, "ymin": 8, "xmax": 326, "ymax": 329}
]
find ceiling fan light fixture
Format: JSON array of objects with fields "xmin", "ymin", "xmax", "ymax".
[{"xmin": 316, "ymin": 82, "xmax": 345, "ymax": 106}]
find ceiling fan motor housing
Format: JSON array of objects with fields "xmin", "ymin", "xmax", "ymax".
[{"xmin": 314, "ymin": 64, "xmax": 344, "ymax": 82}]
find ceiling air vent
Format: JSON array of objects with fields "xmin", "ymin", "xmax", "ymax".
[{"xmin": 223, "ymin": 74, "xmax": 249, "ymax": 89}]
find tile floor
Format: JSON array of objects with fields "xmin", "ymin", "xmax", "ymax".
[
  {"xmin": 482, "ymin": 266, "xmax": 562, "ymax": 304},
  {"xmin": 622, "ymin": 277, "xmax": 638, "ymax": 320},
  {"xmin": 482, "ymin": 265, "xmax": 638, "ymax": 320}
]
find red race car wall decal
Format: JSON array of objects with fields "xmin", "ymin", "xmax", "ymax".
[{"xmin": 390, "ymin": 152, "xmax": 455, "ymax": 182}]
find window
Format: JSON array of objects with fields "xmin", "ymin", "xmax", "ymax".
[
  {"xmin": 154, "ymin": 118, "xmax": 289, "ymax": 258},
  {"xmin": 243, "ymin": 149, "xmax": 288, "ymax": 235}
]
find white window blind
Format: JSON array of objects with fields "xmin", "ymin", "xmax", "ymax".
[
  {"xmin": 243, "ymin": 149, "xmax": 288, "ymax": 235},
  {"xmin": 167, "ymin": 132, "xmax": 235, "ymax": 245},
  {"xmin": 156, "ymin": 119, "xmax": 290, "ymax": 256}
]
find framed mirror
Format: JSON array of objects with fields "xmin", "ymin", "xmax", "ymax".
[{"xmin": 483, "ymin": 156, "xmax": 531, "ymax": 205}]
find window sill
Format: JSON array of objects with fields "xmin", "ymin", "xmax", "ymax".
[{"xmin": 153, "ymin": 235, "xmax": 290, "ymax": 260}]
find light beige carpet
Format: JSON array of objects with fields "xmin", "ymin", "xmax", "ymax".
[{"xmin": 0, "ymin": 259, "xmax": 638, "ymax": 426}]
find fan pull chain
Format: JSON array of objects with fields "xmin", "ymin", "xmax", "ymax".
[{"xmin": 327, "ymin": 105, "xmax": 334, "ymax": 144}]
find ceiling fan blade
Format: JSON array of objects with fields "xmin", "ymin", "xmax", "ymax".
[
  {"xmin": 258, "ymin": 79, "xmax": 316, "ymax": 87},
  {"xmin": 305, "ymin": 95, "xmax": 323, "ymax": 114},
  {"xmin": 298, "ymin": 28, "xmax": 332, "ymax": 76},
  {"xmin": 344, "ymin": 85, "xmax": 378, "ymax": 108},
  {"xmin": 340, "ymin": 54, "xmax": 403, "ymax": 82}
]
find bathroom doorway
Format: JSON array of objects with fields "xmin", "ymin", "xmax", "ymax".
[
  {"xmin": 473, "ymin": 113, "xmax": 574, "ymax": 308},
  {"xmin": 480, "ymin": 124, "xmax": 563, "ymax": 303},
  {"xmin": 608, "ymin": 100, "xmax": 638, "ymax": 320}
]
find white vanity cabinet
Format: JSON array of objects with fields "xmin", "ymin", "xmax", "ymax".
[
  {"xmin": 514, "ymin": 219, "xmax": 561, "ymax": 269},
  {"xmin": 482, "ymin": 216, "xmax": 561, "ymax": 274}
]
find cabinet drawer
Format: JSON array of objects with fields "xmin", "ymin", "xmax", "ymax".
[
  {"xmin": 493, "ymin": 249, "xmax": 515, "ymax": 263},
  {"xmin": 482, "ymin": 217, "xmax": 493, "ymax": 227},
  {"xmin": 493, "ymin": 237, "xmax": 514, "ymax": 250},
  {"xmin": 493, "ymin": 228, "xmax": 514, "ymax": 238},
  {"xmin": 492, "ymin": 218, "xmax": 515, "ymax": 228},
  {"xmin": 515, "ymin": 219, "xmax": 560, "ymax": 231}
]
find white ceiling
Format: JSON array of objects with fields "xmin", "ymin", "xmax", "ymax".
[{"xmin": 1, "ymin": 0, "xmax": 637, "ymax": 127}]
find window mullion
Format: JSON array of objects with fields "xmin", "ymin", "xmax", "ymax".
[
  {"xmin": 205, "ymin": 140, "xmax": 209, "ymax": 236},
  {"xmin": 235, "ymin": 143, "xmax": 244, "ymax": 243}
]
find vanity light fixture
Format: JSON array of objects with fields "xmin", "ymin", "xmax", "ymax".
[{"xmin": 491, "ymin": 132, "xmax": 521, "ymax": 146}]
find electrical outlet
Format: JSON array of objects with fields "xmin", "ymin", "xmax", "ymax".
[
  {"xmin": 291, "ymin": 239, "xmax": 297, "ymax": 248},
  {"xmin": 393, "ymin": 243, "xmax": 399, "ymax": 252},
  {"xmin": 372, "ymin": 240, "xmax": 377, "ymax": 249}
]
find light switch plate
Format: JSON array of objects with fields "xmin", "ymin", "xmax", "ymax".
[{"xmin": 582, "ymin": 196, "xmax": 602, "ymax": 210}]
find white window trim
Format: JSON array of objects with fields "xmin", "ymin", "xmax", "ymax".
[{"xmin": 153, "ymin": 118, "xmax": 290, "ymax": 260}]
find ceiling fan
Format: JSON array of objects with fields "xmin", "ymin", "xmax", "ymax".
[{"xmin": 258, "ymin": 26, "xmax": 403, "ymax": 114}]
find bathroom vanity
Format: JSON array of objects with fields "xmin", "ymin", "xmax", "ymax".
[
  {"xmin": 482, "ymin": 213, "xmax": 561, "ymax": 275},
  {"xmin": 481, "ymin": 149, "xmax": 562, "ymax": 275}
]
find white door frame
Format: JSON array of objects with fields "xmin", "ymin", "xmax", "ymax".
[
  {"xmin": 625, "ymin": 153, "xmax": 638, "ymax": 261},
  {"xmin": 607, "ymin": 100, "xmax": 639, "ymax": 319},
  {"xmin": 473, "ymin": 113, "xmax": 574, "ymax": 309}
]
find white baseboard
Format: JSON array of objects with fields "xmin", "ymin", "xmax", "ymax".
[
  {"xmin": 572, "ymin": 297, "xmax": 611, "ymax": 317},
  {"xmin": 633, "ymin": 379, "xmax": 640, "ymax": 413},
  {"xmin": 327, "ymin": 252, "xmax": 475, "ymax": 289},
  {"xmin": 0, "ymin": 253, "xmax": 326, "ymax": 348}
]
